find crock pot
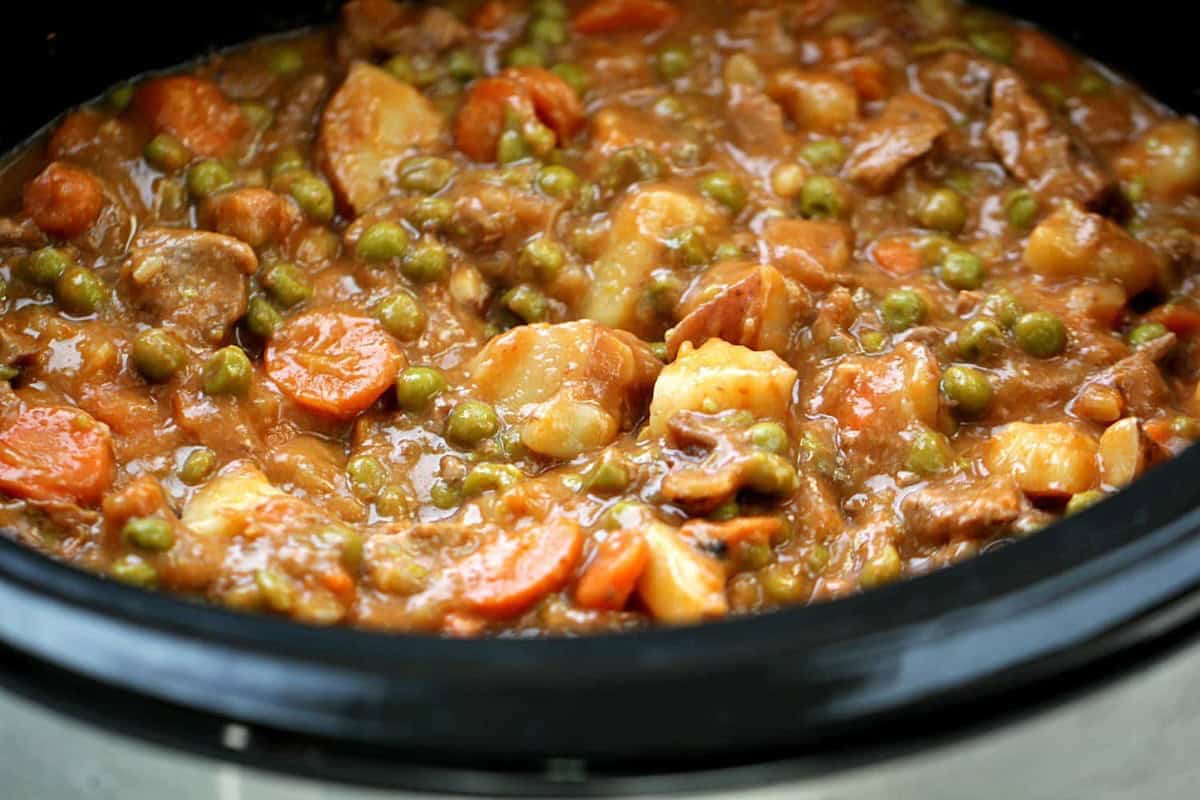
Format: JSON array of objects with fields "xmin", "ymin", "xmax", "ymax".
[{"xmin": 1, "ymin": 2, "xmax": 1199, "ymax": 797}]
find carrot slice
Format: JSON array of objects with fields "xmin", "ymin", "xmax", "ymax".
[
  {"xmin": 573, "ymin": 0, "xmax": 680, "ymax": 34},
  {"xmin": 1147, "ymin": 303, "xmax": 1200, "ymax": 337},
  {"xmin": 503, "ymin": 67, "xmax": 585, "ymax": 141},
  {"xmin": 872, "ymin": 235, "xmax": 924, "ymax": 276},
  {"xmin": 454, "ymin": 77, "xmax": 535, "ymax": 162},
  {"xmin": 132, "ymin": 76, "xmax": 248, "ymax": 158},
  {"xmin": 265, "ymin": 310, "xmax": 403, "ymax": 420},
  {"xmin": 575, "ymin": 529, "xmax": 649, "ymax": 611},
  {"xmin": 682, "ymin": 517, "xmax": 784, "ymax": 550},
  {"xmin": 24, "ymin": 162, "xmax": 104, "ymax": 239},
  {"xmin": 0, "ymin": 405, "xmax": 115, "ymax": 504},
  {"xmin": 458, "ymin": 520, "xmax": 584, "ymax": 618}
]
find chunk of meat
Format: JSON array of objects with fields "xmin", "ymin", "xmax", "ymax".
[
  {"xmin": 760, "ymin": 217, "xmax": 853, "ymax": 291},
  {"xmin": 457, "ymin": 520, "xmax": 584, "ymax": 618},
  {"xmin": 901, "ymin": 477, "xmax": 1025, "ymax": 544},
  {"xmin": 265, "ymin": 435, "xmax": 365, "ymax": 523},
  {"xmin": 985, "ymin": 422, "xmax": 1099, "ymax": 498},
  {"xmin": 121, "ymin": 228, "xmax": 256, "ymax": 345},
  {"xmin": 573, "ymin": 0, "xmax": 680, "ymax": 34},
  {"xmin": 636, "ymin": 521, "xmax": 728, "ymax": 625},
  {"xmin": 269, "ymin": 74, "xmax": 331, "ymax": 148},
  {"xmin": 843, "ymin": 92, "xmax": 949, "ymax": 191},
  {"xmin": 470, "ymin": 320, "xmax": 661, "ymax": 459},
  {"xmin": 650, "ymin": 339, "xmax": 797, "ymax": 437},
  {"xmin": 766, "ymin": 69, "xmax": 859, "ymax": 135},
  {"xmin": 201, "ymin": 188, "xmax": 292, "ymax": 249},
  {"xmin": 1102, "ymin": 343, "xmax": 1175, "ymax": 419},
  {"xmin": 132, "ymin": 76, "xmax": 248, "ymax": 158},
  {"xmin": 0, "ymin": 405, "xmax": 114, "ymax": 505},
  {"xmin": 445, "ymin": 175, "xmax": 556, "ymax": 257},
  {"xmin": 727, "ymin": 85, "xmax": 789, "ymax": 155},
  {"xmin": 340, "ymin": 0, "xmax": 468, "ymax": 57},
  {"xmin": 23, "ymin": 162, "xmax": 105, "ymax": 239},
  {"xmin": 667, "ymin": 263, "xmax": 811, "ymax": 357},
  {"xmin": 986, "ymin": 69, "xmax": 1112, "ymax": 206},
  {"xmin": 1023, "ymin": 201, "xmax": 1166, "ymax": 296},
  {"xmin": 915, "ymin": 52, "xmax": 994, "ymax": 115},
  {"xmin": 317, "ymin": 61, "xmax": 446, "ymax": 213}
]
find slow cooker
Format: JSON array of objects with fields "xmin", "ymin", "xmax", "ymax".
[{"xmin": 2, "ymin": 2, "xmax": 1199, "ymax": 797}]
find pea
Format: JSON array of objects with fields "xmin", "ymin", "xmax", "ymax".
[
  {"xmin": 881, "ymin": 288, "xmax": 928, "ymax": 331},
  {"xmin": 240, "ymin": 101, "xmax": 274, "ymax": 129},
  {"xmin": 713, "ymin": 242, "xmax": 743, "ymax": 261},
  {"xmin": 446, "ymin": 400, "xmax": 500, "ymax": 447},
  {"xmin": 584, "ymin": 453, "xmax": 630, "ymax": 495},
  {"xmin": 656, "ymin": 46, "xmax": 691, "ymax": 80},
  {"xmin": 761, "ymin": 563, "xmax": 808, "ymax": 602},
  {"xmin": 724, "ymin": 53, "xmax": 764, "ymax": 88},
  {"xmin": 123, "ymin": 517, "xmax": 175, "ymax": 552},
  {"xmin": 462, "ymin": 462, "xmax": 523, "ymax": 497},
  {"xmin": 346, "ymin": 455, "xmax": 388, "ymax": 501},
  {"xmin": 445, "ymin": 49, "xmax": 481, "ymax": 82},
  {"xmin": 267, "ymin": 46, "xmax": 304, "ymax": 76},
  {"xmin": 0, "ymin": 365, "xmax": 17, "ymax": 382},
  {"xmin": 918, "ymin": 188, "xmax": 967, "ymax": 234},
  {"xmin": 653, "ymin": 95, "xmax": 686, "ymax": 120},
  {"xmin": 770, "ymin": 163, "xmax": 807, "ymax": 199},
  {"xmin": 375, "ymin": 292, "xmax": 426, "ymax": 340},
  {"xmin": 859, "ymin": 545, "xmax": 902, "ymax": 589},
  {"xmin": 132, "ymin": 328, "xmax": 188, "ymax": 382},
  {"xmin": 537, "ymin": 165, "xmax": 580, "ymax": 199},
  {"xmin": 255, "ymin": 568, "xmax": 296, "ymax": 612},
  {"xmin": 144, "ymin": 133, "xmax": 192, "ymax": 172},
  {"xmin": 261, "ymin": 262, "xmax": 312, "ymax": 308},
  {"xmin": 748, "ymin": 421, "xmax": 789, "ymax": 455},
  {"xmin": 187, "ymin": 160, "xmax": 233, "ymax": 198},
  {"xmin": 530, "ymin": 0, "xmax": 567, "ymax": 19},
  {"xmin": 800, "ymin": 138, "xmax": 846, "ymax": 169},
  {"xmin": 650, "ymin": 342, "xmax": 669, "ymax": 361},
  {"xmin": 957, "ymin": 317, "xmax": 1005, "ymax": 361},
  {"xmin": 54, "ymin": 266, "xmax": 105, "ymax": 315},
  {"xmin": 402, "ymin": 241, "xmax": 450, "ymax": 283},
  {"xmin": 798, "ymin": 175, "xmax": 844, "ymax": 219},
  {"xmin": 551, "ymin": 63, "xmax": 588, "ymax": 95},
  {"xmin": 357, "ymin": 222, "xmax": 411, "ymax": 263},
  {"xmin": 375, "ymin": 487, "xmax": 408, "ymax": 519},
  {"xmin": 806, "ymin": 544, "xmax": 831, "ymax": 574},
  {"xmin": 860, "ymin": 330, "xmax": 888, "ymax": 353},
  {"xmin": 106, "ymin": 83, "xmax": 135, "ymax": 112},
  {"xmin": 1066, "ymin": 489, "xmax": 1105, "ymax": 516},
  {"xmin": 288, "ymin": 173, "xmax": 335, "ymax": 222},
  {"xmin": 645, "ymin": 271, "xmax": 684, "ymax": 314},
  {"xmin": 906, "ymin": 428, "xmax": 950, "ymax": 475},
  {"xmin": 529, "ymin": 16, "xmax": 567, "ymax": 46},
  {"xmin": 410, "ymin": 197, "xmax": 454, "ymax": 230},
  {"xmin": 984, "ymin": 291, "xmax": 1022, "ymax": 329},
  {"xmin": 395, "ymin": 366, "xmax": 446, "ymax": 412},
  {"xmin": 430, "ymin": 480, "xmax": 462, "ymax": 510},
  {"xmin": 1128, "ymin": 322, "xmax": 1169, "ymax": 348},
  {"xmin": 968, "ymin": 28, "xmax": 1014, "ymax": 62},
  {"xmin": 519, "ymin": 236, "xmax": 566, "ymax": 281},
  {"xmin": 502, "ymin": 284, "xmax": 549, "ymax": 323},
  {"xmin": 699, "ymin": 171, "xmax": 747, "ymax": 214},
  {"xmin": 709, "ymin": 499, "xmax": 741, "ymax": 521},
  {"xmin": 939, "ymin": 250, "xmax": 985, "ymax": 291},
  {"xmin": 522, "ymin": 120, "xmax": 556, "ymax": 159},
  {"xmin": 1014, "ymin": 311, "xmax": 1067, "ymax": 358},
  {"xmin": 245, "ymin": 295, "xmax": 283, "ymax": 338},
  {"xmin": 398, "ymin": 156, "xmax": 455, "ymax": 194},
  {"xmin": 941, "ymin": 364, "xmax": 994, "ymax": 418},
  {"xmin": 22, "ymin": 247, "xmax": 73, "ymax": 287},
  {"xmin": 601, "ymin": 146, "xmax": 662, "ymax": 191},
  {"xmin": 271, "ymin": 147, "xmax": 306, "ymax": 177},
  {"xmin": 506, "ymin": 44, "xmax": 546, "ymax": 68},
  {"xmin": 496, "ymin": 129, "xmax": 528, "ymax": 164},
  {"xmin": 1004, "ymin": 189, "xmax": 1039, "ymax": 229},
  {"xmin": 179, "ymin": 447, "xmax": 218, "ymax": 485},
  {"xmin": 111, "ymin": 555, "xmax": 158, "ymax": 588},
  {"xmin": 742, "ymin": 452, "xmax": 800, "ymax": 496},
  {"xmin": 202, "ymin": 346, "xmax": 253, "ymax": 396}
]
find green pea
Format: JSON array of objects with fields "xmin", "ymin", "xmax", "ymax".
[
  {"xmin": 984, "ymin": 291, "xmax": 1022, "ymax": 328},
  {"xmin": 918, "ymin": 188, "xmax": 967, "ymax": 234},
  {"xmin": 502, "ymin": 285, "xmax": 549, "ymax": 323},
  {"xmin": 22, "ymin": 247, "xmax": 73, "ymax": 287},
  {"xmin": 1078, "ymin": 71, "xmax": 1109, "ymax": 95},
  {"xmin": 346, "ymin": 455, "xmax": 388, "ymax": 501},
  {"xmin": 713, "ymin": 242, "xmax": 743, "ymax": 261},
  {"xmin": 187, "ymin": 160, "xmax": 233, "ymax": 198},
  {"xmin": 806, "ymin": 544, "xmax": 831, "ymax": 573},
  {"xmin": 409, "ymin": 197, "xmax": 454, "ymax": 230},
  {"xmin": 748, "ymin": 422, "xmax": 789, "ymax": 455},
  {"xmin": 375, "ymin": 487, "xmax": 408, "ymax": 518},
  {"xmin": 860, "ymin": 330, "xmax": 887, "ymax": 353},
  {"xmin": 123, "ymin": 517, "xmax": 175, "ymax": 552},
  {"xmin": 398, "ymin": 156, "xmax": 455, "ymax": 194},
  {"xmin": 497, "ymin": 129, "xmax": 528, "ymax": 164},
  {"xmin": 536, "ymin": 165, "xmax": 580, "ymax": 199},
  {"xmin": 202, "ymin": 346, "xmax": 253, "ymax": 396},
  {"xmin": 742, "ymin": 451, "xmax": 800, "ymax": 496},
  {"xmin": 430, "ymin": 480, "xmax": 463, "ymax": 510},
  {"xmin": 446, "ymin": 400, "xmax": 500, "ymax": 447},
  {"xmin": 522, "ymin": 120, "xmax": 556, "ymax": 159},
  {"xmin": 800, "ymin": 138, "xmax": 846, "ymax": 169},
  {"xmin": 941, "ymin": 364, "xmax": 994, "ymax": 418},
  {"xmin": 968, "ymin": 28, "xmax": 1014, "ymax": 62},
  {"xmin": 881, "ymin": 288, "xmax": 928, "ymax": 331},
  {"xmin": 1014, "ymin": 311, "xmax": 1067, "ymax": 358},
  {"xmin": 650, "ymin": 342, "xmax": 669, "ymax": 361},
  {"xmin": 255, "ymin": 568, "xmax": 296, "ymax": 612},
  {"xmin": 656, "ymin": 46, "xmax": 691, "ymax": 80},
  {"xmin": 530, "ymin": 0, "xmax": 568, "ymax": 19},
  {"xmin": 445, "ymin": 49, "xmax": 482, "ymax": 82},
  {"xmin": 939, "ymin": 250, "xmax": 985, "ymax": 291},
  {"xmin": 600, "ymin": 146, "xmax": 663, "ymax": 190},
  {"xmin": 245, "ymin": 296, "xmax": 283, "ymax": 338},
  {"xmin": 111, "ymin": 555, "xmax": 158, "ymax": 588},
  {"xmin": 798, "ymin": 175, "xmax": 844, "ymax": 219},
  {"xmin": 144, "ymin": 133, "xmax": 192, "ymax": 172},
  {"xmin": 357, "ymin": 222, "xmax": 411, "ymax": 263},
  {"xmin": 395, "ymin": 366, "xmax": 446, "ymax": 412},
  {"xmin": 506, "ymin": 44, "xmax": 546, "ymax": 68},
  {"xmin": 519, "ymin": 236, "xmax": 565, "ymax": 281},
  {"xmin": 261, "ymin": 262, "xmax": 312, "ymax": 308},
  {"xmin": 0, "ymin": 364, "xmax": 18, "ymax": 382},
  {"xmin": 859, "ymin": 544, "xmax": 902, "ymax": 589},
  {"xmin": 288, "ymin": 173, "xmax": 335, "ymax": 222},
  {"xmin": 462, "ymin": 462, "xmax": 523, "ymax": 497},
  {"xmin": 669, "ymin": 227, "xmax": 710, "ymax": 266},
  {"xmin": 240, "ymin": 101, "xmax": 274, "ymax": 129},
  {"xmin": 271, "ymin": 147, "xmax": 306, "ymax": 177},
  {"xmin": 267, "ymin": 47, "xmax": 304, "ymax": 76},
  {"xmin": 551, "ymin": 63, "xmax": 588, "ymax": 95},
  {"xmin": 375, "ymin": 291, "xmax": 427, "ymax": 340},
  {"xmin": 132, "ymin": 328, "xmax": 188, "ymax": 382},
  {"xmin": 106, "ymin": 83, "xmax": 135, "ymax": 112},
  {"xmin": 1171, "ymin": 416, "xmax": 1200, "ymax": 440},
  {"xmin": 179, "ymin": 447, "xmax": 218, "ymax": 485},
  {"xmin": 645, "ymin": 271, "xmax": 684, "ymax": 314},
  {"xmin": 761, "ymin": 563, "xmax": 808, "ymax": 602},
  {"xmin": 709, "ymin": 499, "xmax": 741, "ymax": 521},
  {"xmin": 54, "ymin": 266, "xmax": 105, "ymax": 315},
  {"xmin": 653, "ymin": 95, "xmax": 686, "ymax": 120},
  {"xmin": 1066, "ymin": 489, "xmax": 1105, "ymax": 516},
  {"xmin": 905, "ymin": 428, "xmax": 950, "ymax": 475},
  {"xmin": 1004, "ymin": 189, "xmax": 1039, "ymax": 229},
  {"xmin": 957, "ymin": 317, "xmax": 1005, "ymax": 361},
  {"xmin": 1128, "ymin": 322, "xmax": 1169, "ymax": 348},
  {"xmin": 700, "ymin": 171, "xmax": 747, "ymax": 213},
  {"xmin": 529, "ymin": 15, "xmax": 567, "ymax": 46},
  {"xmin": 402, "ymin": 241, "xmax": 450, "ymax": 283},
  {"xmin": 584, "ymin": 453, "xmax": 630, "ymax": 495}
]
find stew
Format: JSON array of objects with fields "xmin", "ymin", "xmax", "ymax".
[{"xmin": 1, "ymin": 0, "xmax": 1198, "ymax": 636}]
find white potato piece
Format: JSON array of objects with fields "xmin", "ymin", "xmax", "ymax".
[
  {"xmin": 649, "ymin": 339, "xmax": 798, "ymax": 437},
  {"xmin": 181, "ymin": 461, "xmax": 284, "ymax": 539},
  {"xmin": 766, "ymin": 68, "xmax": 859, "ymax": 134},
  {"xmin": 1098, "ymin": 417, "xmax": 1147, "ymax": 488},
  {"xmin": 985, "ymin": 422, "xmax": 1099, "ymax": 497},
  {"xmin": 636, "ymin": 522, "xmax": 728, "ymax": 625},
  {"xmin": 1116, "ymin": 120, "xmax": 1200, "ymax": 201}
]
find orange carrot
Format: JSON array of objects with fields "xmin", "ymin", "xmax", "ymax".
[
  {"xmin": 1014, "ymin": 29, "xmax": 1077, "ymax": 82},
  {"xmin": 683, "ymin": 517, "xmax": 784, "ymax": 550},
  {"xmin": 458, "ymin": 520, "xmax": 584, "ymax": 618},
  {"xmin": 132, "ymin": 76, "xmax": 248, "ymax": 158},
  {"xmin": 454, "ymin": 77, "xmax": 535, "ymax": 162},
  {"xmin": 23, "ymin": 162, "xmax": 104, "ymax": 239},
  {"xmin": 573, "ymin": 0, "xmax": 680, "ymax": 34},
  {"xmin": 471, "ymin": 0, "xmax": 510, "ymax": 30},
  {"xmin": 320, "ymin": 568, "xmax": 356, "ymax": 599},
  {"xmin": 0, "ymin": 405, "xmax": 115, "ymax": 504},
  {"xmin": 575, "ymin": 529, "xmax": 649, "ymax": 611},
  {"xmin": 1143, "ymin": 418, "xmax": 1177, "ymax": 449},
  {"xmin": 1147, "ymin": 303, "xmax": 1200, "ymax": 336},
  {"xmin": 872, "ymin": 236, "xmax": 924, "ymax": 276},
  {"xmin": 503, "ymin": 67, "xmax": 586, "ymax": 140}
]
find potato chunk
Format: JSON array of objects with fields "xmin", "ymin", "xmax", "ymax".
[
  {"xmin": 649, "ymin": 339, "xmax": 797, "ymax": 437},
  {"xmin": 1116, "ymin": 120, "xmax": 1200, "ymax": 201},
  {"xmin": 317, "ymin": 61, "xmax": 445, "ymax": 213},
  {"xmin": 1023, "ymin": 200, "xmax": 1166, "ymax": 295},
  {"xmin": 636, "ymin": 521, "xmax": 728, "ymax": 624},
  {"xmin": 1098, "ymin": 417, "xmax": 1147, "ymax": 488},
  {"xmin": 766, "ymin": 68, "xmax": 859, "ymax": 134},
  {"xmin": 985, "ymin": 422, "xmax": 1099, "ymax": 497},
  {"xmin": 470, "ymin": 321, "xmax": 661, "ymax": 459},
  {"xmin": 181, "ymin": 461, "xmax": 284, "ymax": 539}
]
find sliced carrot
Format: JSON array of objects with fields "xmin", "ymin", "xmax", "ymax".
[
  {"xmin": 457, "ymin": 520, "xmax": 584, "ymax": 618},
  {"xmin": 1014, "ymin": 29, "xmax": 1077, "ymax": 82},
  {"xmin": 23, "ymin": 162, "xmax": 104, "ymax": 239},
  {"xmin": 1146, "ymin": 303, "xmax": 1200, "ymax": 337},
  {"xmin": 132, "ymin": 76, "xmax": 248, "ymax": 158},
  {"xmin": 454, "ymin": 76, "xmax": 535, "ymax": 162},
  {"xmin": 682, "ymin": 517, "xmax": 784, "ymax": 550},
  {"xmin": 503, "ymin": 67, "xmax": 586, "ymax": 141},
  {"xmin": 872, "ymin": 236, "xmax": 924, "ymax": 276},
  {"xmin": 471, "ymin": 0, "xmax": 510, "ymax": 30},
  {"xmin": 1143, "ymin": 418, "xmax": 1176, "ymax": 449},
  {"xmin": 575, "ymin": 529, "xmax": 649, "ymax": 611},
  {"xmin": 320, "ymin": 568, "xmax": 356, "ymax": 599},
  {"xmin": 573, "ymin": 0, "xmax": 680, "ymax": 35},
  {"xmin": 840, "ymin": 57, "xmax": 889, "ymax": 102},
  {"xmin": 0, "ymin": 405, "xmax": 115, "ymax": 505},
  {"xmin": 265, "ymin": 310, "xmax": 403, "ymax": 420},
  {"xmin": 48, "ymin": 109, "xmax": 107, "ymax": 161}
]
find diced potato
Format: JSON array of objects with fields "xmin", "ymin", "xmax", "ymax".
[
  {"xmin": 1072, "ymin": 382, "xmax": 1124, "ymax": 424},
  {"xmin": 761, "ymin": 218, "xmax": 853, "ymax": 291},
  {"xmin": 1116, "ymin": 120, "xmax": 1200, "ymax": 201},
  {"xmin": 181, "ymin": 461, "xmax": 284, "ymax": 539},
  {"xmin": 1023, "ymin": 200, "xmax": 1166, "ymax": 296},
  {"xmin": 636, "ymin": 522, "xmax": 728, "ymax": 624},
  {"xmin": 1098, "ymin": 417, "xmax": 1147, "ymax": 488},
  {"xmin": 580, "ymin": 184, "xmax": 722, "ymax": 337},
  {"xmin": 471, "ymin": 321, "xmax": 661, "ymax": 459},
  {"xmin": 649, "ymin": 338, "xmax": 797, "ymax": 437},
  {"xmin": 767, "ymin": 68, "xmax": 859, "ymax": 134},
  {"xmin": 985, "ymin": 422, "xmax": 1099, "ymax": 497}
]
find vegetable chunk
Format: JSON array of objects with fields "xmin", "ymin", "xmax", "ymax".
[
  {"xmin": 0, "ymin": 405, "xmax": 114, "ymax": 504},
  {"xmin": 133, "ymin": 76, "xmax": 248, "ymax": 158},
  {"xmin": 636, "ymin": 521, "xmax": 728, "ymax": 624},
  {"xmin": 24, "ymin": 162, "xmax": 105, "ymax": 239},
  {"xmin": 985, "ymin": 422, "xmax": 1099, "ymax": 497}
]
